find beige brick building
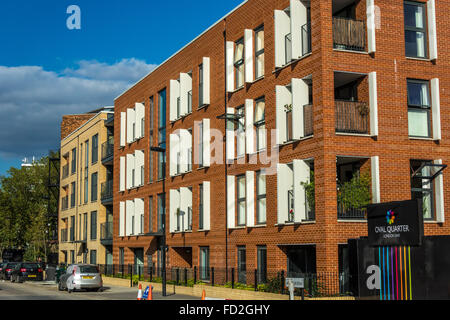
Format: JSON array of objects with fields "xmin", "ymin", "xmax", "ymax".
[{"xmin": 58, "ymin": 108, "xmax": 114, "ymax": 265}]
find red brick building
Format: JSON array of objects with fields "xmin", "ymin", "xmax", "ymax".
[{"xmin": 113, "ymin": 0, "xmax": 449, "ymax": 284}]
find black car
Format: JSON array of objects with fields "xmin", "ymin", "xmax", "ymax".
[
  {"xmin": 0, "ymin": 262, "xmax": 19, "ymax": 280},
  {"xmin": 10, "ymin": 262, "xmax": 43, "ymax": 283}
]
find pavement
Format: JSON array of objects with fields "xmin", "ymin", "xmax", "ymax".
[{"xmin": 0, "ymin": 279, "xmax": 200, "ymax": 300}]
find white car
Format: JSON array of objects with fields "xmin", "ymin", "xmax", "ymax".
[{"xmin": 58, "ymin": 264, "xmax": 103, "ymax": 293}]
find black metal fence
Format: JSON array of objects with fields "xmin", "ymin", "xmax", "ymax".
[{"xmin": 92, "ymin": 264, "xmax": 352, "ymax": 298}]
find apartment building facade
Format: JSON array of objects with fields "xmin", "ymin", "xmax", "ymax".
[
  {"xmin": 113, "ymin": 0, "xmax": 450, "ymax": 281},
  {"xmin": 59, "ymin": 108, "xmax": 115, "ymax": 266}
]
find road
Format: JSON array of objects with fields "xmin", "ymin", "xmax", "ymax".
[{"xmin": 0, "ymin": 280, "xmax": 200, "ymax": 300}]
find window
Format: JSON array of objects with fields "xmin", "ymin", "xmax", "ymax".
[
  {"xmin": 254, "ymin": 98, "xmax": 266, "ymax": 151},
  {"xmin": 411, "ymin": 160, "xmax": 434, "ymax": 220},
  {"xmin": 199, "ymin": 247, "xmax": 210, "ymax": 281},
  {"xmin": 119, "ymin": 248, "xmax": 124, "ymax": 266},
  {"xmin": 91, "ymin": 172, "xmax": 98, "ymax": 202},
  {"xmin": 71, "ymin": 148, "xmax": 77, "ymax": 174},
  {"xmin": 198, "ymin": 122, "xmax": 204, "ymax": 167},
  {"xmin": 90, "ymin": 211, "xmax": 97, "ymax": 240},
  {"xmin": 92, "ymin": 134, "xmax": 98, "ymax": 164},
  {"xmin": 255, "ymin": 26, "xmax": 265, "ymax": 79},
  {"xmin": 83, "ymin": 213, "xmax": 88, "ymax": 241},
  {"xmin": 89, "ymin": 250, "xmax": 97, "ymax": 265},
  {"xmin": 149, "ymin": 96, "xmax": 154, "ymax": 183},
  {"xmin": 237, "ymin": 175, "xmax": 246, "ymax": 226},
  {"xmin": 404, "ymin": 1, "xmax": 427, "ymax": 58},
  {"xmin": 236, "ymin": 106, "xmax": 245, "ymax": 157},
  {"xmin": 256, "ymin": 171, "xmax": 266, "ymax": 224},
  {"xmin": 70, "ymin": 182, "xmax": 76, "ymax": 208},
  {"xmin": 234, "ymin": 38, "xmax": 245, "ymax": 89},
  {"xmin": 257, "ymin": 246, "xmax": 267, "ymax": 284},
  {"xmin": 237, "ymin": 246, "xmax": 246, "ymax": 283},
  {"xmin": 187, "ymin": 128, "xmax": 193, "ymax": 172},
  {"xmin": 158, "ymin": 89, "xmax": 167, "ymax": 180},
  {"xmin": 188, "ymin": 187, "xmax": 193, "ymax": 231},
  {"xmin": 157, "ymin": 193, "xmax": 165, "ymax": 232},
  {"xmin": 84, "ymin": 140, "xmax": 89, "ymax": 204},
  {"xmin": 199, "ymin": 184, "xmax": 204, "ymax": 230},
  {"xmin": 70, "ymin": 250, "xmax": 75, "ymax": 264},
  {"xmin": 148, "ymin": 196, "xmax": 153, "ymax": 233},
  {"xmin": 70, "ymin": 216, "xmax": 75, "ymax": 241},
  {"xmin": 199, "ymin": 64, "xmax": 204, "ymax": 106},
  {"xmin": 407, "ymin": 79, "xmax": 430, "ymax": 138}
]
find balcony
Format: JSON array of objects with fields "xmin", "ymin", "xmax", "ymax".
[
  {"xmin": 62, "ymin": 165, "xmax": 69, "ymax": 179},
  {"xmin": 61, "ymin": 196, "xmax": 69, "ymax": 211},
  {"xmin": 60, "ymin": 228, "xmax": 68, "ymax": 242},
  {"xmin": 336, "ymin": 157, "xmax": 371, "ymax": 220},
  {"xmin": 301, "ymin": 22, "xmax": 312, "ymax": 56},
  {"xmin": 101, "ymin": 180, "xmax": 113, "ymax": 205},
  {"xmin": 333, "ymin": 17, "xmax": 366, "ymax": 52},
  {"xmin": 335, "ymin": 101, "xmax": 369, "ymax": 134},
  {"xmin": 100, "ymin": 221, "xmax": 113, "ymax": 245},
  {"xmin": 101, "ymin": 137, "xmax": 114, "ymax": 165}
]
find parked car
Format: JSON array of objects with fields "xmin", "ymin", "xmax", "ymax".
[
  {"xmin": 0, "ymin": 262, "xmax": 20, "ymax": 280},
  {"xmin": 10, "ymin": 262, "xmax": 43, "ymax": 283},
  {"xmin": 58, "ymin": 264, "xmax": 103, "ymax": 293}
]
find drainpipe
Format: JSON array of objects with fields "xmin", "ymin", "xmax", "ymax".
[{"xmin": 223, "ymin": 19, "xmax": 229, "ymax": 282}]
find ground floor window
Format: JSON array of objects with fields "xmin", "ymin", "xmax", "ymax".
[
  {"xmin": 338, "ymin": 244, "xmax": 350, "ymax": 294},
  {"xmin": 199, "ymin": 247, "xmax": 210, "ymax": 281},
  {"xmin": 90, "ymin": 250, "xmax": 97, "ymax": 265},
  {"xmin": 286, "ymin": 245, "xmax": 316, "ymax": 276},
  {"xmin": 237, "ymin": 246, "xmax": 246, "ymax": 284},
  {"xmin": 257, "ymin": 246, "xmax": 267, "ymax": 284}
]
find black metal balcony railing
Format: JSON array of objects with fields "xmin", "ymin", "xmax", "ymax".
[
  {"xmin": 60, "ymin": 228, "xmax": 68, "ymax": 242},
  {"xmin": 101, "ymin": 180, "xmax": 113, "ymax": 202},
  {"xmin": 62, "ymin": 165, "xmax": 69, "ymax": 179},
  {"xmin": 188, "ymin": 90, "xmax": 192, "ymax": 113},
  {"xmin": 285, "ymin": 33, "xmax": 292, "ymax": 65},
  {"xmin": 61, "ymin": 196, "xmax": 69, "ymax": 211},
  {"xmin": 333, "ymin": 17, "xmax": 366, "ymax": 52},
  {"xmin": 337, "ymin": 186, "xmax": 368, "ymax": 220},
  {"xmin": 335, "ymin": 100, "xmax": 369, "ymax": 134},
  {"xmin": 101, "ymin": 139, "xmax": 114, "ymax": 162},
  {"xmin": 100, "ymin": 221, "xmax": 113, "ymax": 240}
]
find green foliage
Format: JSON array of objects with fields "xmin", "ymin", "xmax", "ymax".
[
  {"xmin": 0, "ymin": 154, "xmax": 59, "ymax": 261},
  {"xmin": 300, "ymin": 171, "xmax": 315, "ymax": 212},
  {"xmin": 337, "ymin": 171, "xmax": 372, "ymax": 211},
  {"xmin": 220, "ymin": 282, "xmax": 255, "ymax": 291}
]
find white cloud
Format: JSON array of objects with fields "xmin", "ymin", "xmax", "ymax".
[{"xmin": 0, "ymin": 59, "xmax": 156, "ymax": 159}]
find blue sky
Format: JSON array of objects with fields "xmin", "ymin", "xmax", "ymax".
[{"xmin": 0, "ymin": 0, "xmax": 243, "ymax": 176}]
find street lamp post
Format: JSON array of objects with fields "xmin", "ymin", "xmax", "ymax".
[{"xmin": 150, "ymin": 146, "xmax": 167, "ymax": 296}]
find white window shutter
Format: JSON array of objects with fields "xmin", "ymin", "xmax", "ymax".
[
  {"xmin": 369, "ymin": 72, "xmax": 378, "ymax": 137},
  {"xmin": 180, "ymin": 73, "xmax": 192, "ymax": 116},
  {"xmin": 227, "ymin": 176, "xmax": 235, "ymax": 228},
  {"xmin": 120, "ymin": 112, "xmax": 126, "ymax": 147},
  {"xmin": 431, "ymin": 78, "xmax": 441, "ymax": 141},
  {"xmin": 126, "ymin": 108, "xmax": 135, "ymax": 144},
  {"xmin": 203, "ymin": 181, "xmax": 211, "ymax": 230},
  {"xmin": 244, "ymin": 29, "xmax": 254, "ymax": 83},
  {"xmin": 134, "ymin": 150, "xmax": 144, "ymax": 186},
  {"xmin": 245, "ymin": 99, "xmax": 255, "ymax": 154},
  {"xmin": 169, "ymin": 189, "xmax": 180, "ymax": 233},
  {"xmin": 428, "ymin": 0, "xmax": 438, "ymax": 60},
  {"xmin": 293, "ymin": 160, "xmax": 310, "ymax": 223},
  {"xmin": 367, "ymin": 0, "xmax": 376, "ymax": 54},
  {"xmin": 126, "ymin": 200, "xmax": 134, "ymax": 236},
  {"xmin": 126, "ymin": 153, "xmax": 134, "ymax": 189},
  {"xmin": 119, "ymin": 156, "xmax": 125, "ymax": 192},
  {"xmin": 226, "ymin": 107, "xmax": 235, "ymax": 161},
  {"xmin": 277, "ymin": 163, "xmax": 290, "ymax": 224},
  {"xmin": 180, "ymin": 187, "xmax": 192, "ymax": 232},
  {"xmin": 274, "ymin": 10, "xmax": 291, "ymax": 68},
  {"xmin": 291, "ymin": 78, "xmax": 309, "ymax": 139},
  {"xmin": 169, "ymin": 133, "xmax": 180, "ymax": 177},
  {"xmin": 226, "ymin": 41, "xmax": 235, "ymax": 92},
  {"xmin": 135, "ymin": 102, "xmax": 145, "ymax": 139},
  {"xmin": 202, "ymin": 119, "xmax": 211, "ymax": 167},
  {"xmin": 134, "ymin": 198, "xmax": 144, "ymax": 235},
  {"xmin": 170, "ymin": 80, "xmax": 180, "ymax": 121},
  {"xmin": 119, "ymin": 202, "xmax": 125, "ymax": 237},
  {"xmin": 434, "ymin": 159, "xmax": 445, "ymax": 223},
  {"xmin": 290, "ymin": 0, "xmax": 307, "ymax": 59},
  {"xmin": 371, "ymin": 156, "xmax": 380, "ymax": 204},
  {"xmin": 202, "ymin": 57, "xmax": 211, "ymax": 105},
  {"xmin": 179, "ymin": 129, "xmax": 190, "ymax": 173},
  {"xmin": 276, "ymin": 85, "xmax": 290, "ymax": 144},
  {"xmin": 246, "ymin": 171, "xmax": 255, "ymax": 227}
]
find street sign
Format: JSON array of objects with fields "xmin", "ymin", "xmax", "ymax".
[
  {"xmin": 285, "ymin": 278, "xmax": 304, "ymax": 289},
  {"xmin": 142, "ymin": 286, "xmax": 149, "ymax": 300}
]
